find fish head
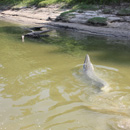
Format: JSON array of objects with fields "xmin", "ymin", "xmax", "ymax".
[{"xmin": 83, "ymin": 54, "xmax": 94, "ymax": 71}]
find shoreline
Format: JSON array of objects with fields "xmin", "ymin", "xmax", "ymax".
[
  {"xmin": 47, "ymin": 22, "xmax": 130, "ymax": 40},
  {"xmin": 0, "ymin": 6, "xmax": 130, "ymax": 40}
]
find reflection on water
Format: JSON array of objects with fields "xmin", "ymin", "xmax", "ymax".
[{"xmin": 0, "ymin": 21, "xmax": 130, "ymax": 130}]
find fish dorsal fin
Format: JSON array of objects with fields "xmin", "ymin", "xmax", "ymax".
[{"xmin": 83, "ymin": 54, "xmax": 94, "ymax": 71}]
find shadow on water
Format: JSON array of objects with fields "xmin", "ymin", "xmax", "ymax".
[
  {"xmin": 0, "ymin": 26, "xmax": 23, "ymax": 34},
  {"xmin": 39, "ymin": 29, "xmax": 130, "ymax": 65},
  {"xmin": 0, "ymin": 25, "xmax": 25, "ymax": 42}
]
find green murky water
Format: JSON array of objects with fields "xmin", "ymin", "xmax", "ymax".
[{"xmin": 0, "ymin": 21, "xmax": 130, "ymax": 130}]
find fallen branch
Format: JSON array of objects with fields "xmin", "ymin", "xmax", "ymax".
[{"xmin": 25, "ymin": 29, "xmax": 52, "ymax": 36}]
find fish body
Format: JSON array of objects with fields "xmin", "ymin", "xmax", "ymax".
[{"xmin": 83, "ymin": 55, "xmax": 108, "ymax": 90}]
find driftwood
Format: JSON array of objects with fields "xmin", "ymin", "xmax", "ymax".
[
  {"xmin": 29, "ymin": 26, "xmax": 45, "ymax": 31},
  {"xmin": 22, "ymin": 29, "xmax": 52, "ymax": 42},
  {"xmin": 24, "ymin": 30, "xmax": 51, "ymax": 38},
  {"xmin": 22, "ymin": 26, "xmax": 45, "ymax": 31}
]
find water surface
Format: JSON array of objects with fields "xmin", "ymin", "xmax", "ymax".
[{"xmin": 0, "ymin": 21, "xmax": 130, "ymax": 130}]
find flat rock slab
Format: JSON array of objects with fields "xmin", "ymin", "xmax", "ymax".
[
  {"xmin": 107, "ymin": 17, "xmax": 124, "ymax": 22},
  {"xmin": 58, "ymin": 9, "xmax": 130, "ymax": 29}
]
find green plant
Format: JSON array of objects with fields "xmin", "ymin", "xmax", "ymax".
[
  {"xmin": 60, "ymin": 9, "xmax": 76, "ymax": 17},
  {"xmin": 73, "ymin": 4, "xmax": 99, "ymax": 10},
  {"xmin": 117, "ymin": 8, "xmax": 130, "ymax": 16},
  {"xmin": 87, "ymin": 17, "xmax": 107, "ymax": 26}
]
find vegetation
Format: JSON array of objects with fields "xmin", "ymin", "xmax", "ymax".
[
  {"xmin": 102, "ymin": 9, "xmax": 112, "ymax": 14},
  {"xmin": 117, "ymin": 8, "xmax": 130, "ymax": 16},
  {"xmin": 0, "ymin": 0, "xmax": 130, "ymax": 8},
  {"xmin": 72, "ymin": 4, "xmax": 99, "ymax": 10},
  {"xmin": 87, "ymin": 17, "xmax": 107, "ymax": 26},
  {"xmin": 58, "ymin": 4, "xmax": 99, "ymax": 19},
  {"xmin": 60, "ymin": 10, "xmax": 76, "ymax": 17}
]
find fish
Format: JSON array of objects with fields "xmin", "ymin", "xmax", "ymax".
[{"xmin": 83, "ymin": 54, "xmax": 109, "ymax": 91}]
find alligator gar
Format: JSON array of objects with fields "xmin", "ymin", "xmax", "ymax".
[{"xmin": 83, "ymin": 54, "xmax": 108, "ymax": 91}]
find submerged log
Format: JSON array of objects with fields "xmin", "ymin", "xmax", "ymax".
[
  {"xmin": 25, "ymin": 34, "xmax": 49, "ymax": 38},
  {"xmin": 24, "ymin": 30, "xmax": 51, "ymax": 37}
]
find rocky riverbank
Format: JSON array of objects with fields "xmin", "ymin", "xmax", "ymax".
[{"xmin": 0, "ymin": 4, "xmax": 130, "ymax": 39}]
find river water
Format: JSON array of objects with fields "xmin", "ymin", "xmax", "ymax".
[{"xmin": 0, "ymin": 21, "xmax": 130, "ymax": 130}]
